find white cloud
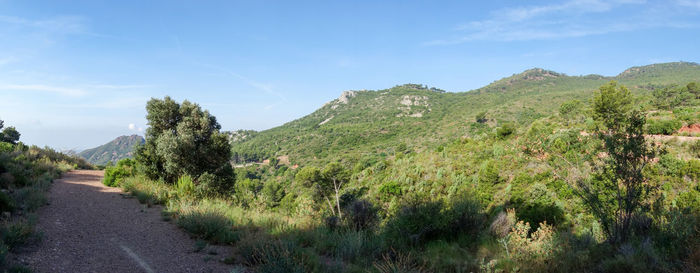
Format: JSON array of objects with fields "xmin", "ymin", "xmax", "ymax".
[
  {"xmin": 86, "ymin": 84, "xmax": 153, "ymax": 89},
  {"xmin": 677, "ymin": 0, "xmax": 700, "ymax": 8},
  {"xmin": 0, "ymin": 15, "xmax": 86, "ymax": 34},
  {"xmin": 426, "ymin": 0, "xmax": 694, "ymax": 45},
  {"xmin": 128, "ymin": 123, "xmax": 136, "ymax": 130},
  {"xmin": 0, "ymin": 84, "xmax": 87, "ymax": 96}
]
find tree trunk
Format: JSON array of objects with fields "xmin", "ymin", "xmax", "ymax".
[
  {"xmin": 324, "ymin": 196, "xmax": 335, "ymax": 216},
  {"xmin": 334, "ymin": 179, "xmax": 342, "ymax": 218}
]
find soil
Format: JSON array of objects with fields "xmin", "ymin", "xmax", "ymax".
[
  {"xmin": 14, "ymin": 170, "xmax": 236, "ymax": 273},
  {"xmin": 679, "ymin": 124, "xmax": 700, "ymax": 134}
]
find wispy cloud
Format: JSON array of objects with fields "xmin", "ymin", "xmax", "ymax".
[
  {"xmin": 0, "ymin": 84, "xmax": 87, "ymax": 96},
  {"xmin": 198, "ymin": 63, "xmax": 287, "ymax": 102},
  {"xmin": 0, "ymin": 15, "xmax": 86, "ymax": 35},
  {"xmin": 0, "ymin": 57, "xmax": 16, "ymax": 67},
  {"xmin": 85, "ymin": 84, "xmax": 153, "ymax": 90},
  {"xmin": 426, "ymin": 0, "xmax": 696, "ymax": 45},
  {"xmin": 677, "ymin": 0, "xmax": 700, "ymax": 9}
]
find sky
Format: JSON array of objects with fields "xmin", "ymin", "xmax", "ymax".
[{"xmin": 1, "ymin": 0, "xmax": 700, "ymax": 150}]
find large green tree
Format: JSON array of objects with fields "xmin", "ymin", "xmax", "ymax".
[
  {"xmin": 135, "ymin": 97, "xmax": 233, "ymax": 191},
  {"xmin": 579, "ymin": 81, "xmax": 658, "ymax": 245},
  {"xmin": 0, "ymin": 120, "xmax": 20, "ymax": 144},
  {"xmin": 295, "ymin": 162, "xmax": 350, "ymax": 217}
]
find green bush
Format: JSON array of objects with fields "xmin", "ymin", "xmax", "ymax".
[
  {"xmin": 646, "ymin": 119, "xmax": 682, "ymax": 135},
  {"xmin": 175, "ymin": 175, "xmax": 195, "ymax": 198},
  {"xmin": 103, "ymin": 158, "xmax": 135, "ymax": 187},
  {"xmin": 383, "ymin": 199, "xmax": 447, "ymax": 246},
  {"xmin": 496, "ymin": 123, "xmax": 515, "ymax": 139},
  {"xmin": 1, "ymin": 219, "xmax": 35, "ymax": 250},
  {"xmin": 0, "ymin": 191, "xmax": 14, "ymax": 212},
  {"xmin": 344, "ymin": 199, "xmax": 378, "ymax": 231},
  {"xmin": 378, "ymin": 181, "xmax": 402, "ymax": 200}
]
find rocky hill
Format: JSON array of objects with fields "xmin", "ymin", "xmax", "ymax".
[
  {"xmin": 230, "ymin": 62, "xmax": 700, "ymax": 166},
  {"xmin": 79, "ymin": 135, "xmax": 144, "ymax": 165}
]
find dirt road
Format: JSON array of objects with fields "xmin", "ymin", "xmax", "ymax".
[{"xmin": 17, "ymin": 170, "xmax": 234, "ymax": 273}]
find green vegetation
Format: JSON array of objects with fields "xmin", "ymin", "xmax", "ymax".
[
  {"xmin": 0, "ymin": 119, "xmax": 92, "ymax": 269},
  {"xmin": 134, "ymin": 97, "xmax": 234, "ymax": 193},
  {"xmin": 78, "ymin": 135, "xmax": 144, "ymax": 166},
  {"xmin": 103, "ymin": 158, "xmax": 136, "ymax": 187},
  {"xmin": 109, "ymin": 63, "xmax": 700, "ymax": 272}
]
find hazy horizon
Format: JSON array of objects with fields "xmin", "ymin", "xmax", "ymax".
[{"xmin": 2, "ymin": 0, "xmax": 700, "ymax": 150}]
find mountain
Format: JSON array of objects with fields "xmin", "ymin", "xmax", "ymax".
[
  {"xmin": 230, "ymin": 62, "xmax": 700, "ymax": 166},
  {"xmin": 79, "ymin": 135, "xmax": 144, "ymax": 165}
]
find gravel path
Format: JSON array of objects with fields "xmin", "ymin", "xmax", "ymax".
[{"xmin": 18, "ymin": 170, "xmax": 234, "ymax": 273}]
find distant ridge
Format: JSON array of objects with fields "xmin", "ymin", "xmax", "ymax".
[
  {"xmin": 230, "ymin": 62, "xmax": 700, "ymax": 165},
  {"xmin": 79, "ymin": 135, "xmax": 144, "ymax": 165}
]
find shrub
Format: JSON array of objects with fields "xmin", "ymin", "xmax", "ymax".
[
  {"xmin": 0, "ymin": 191, "xmax": 14, "ymax": 212},
  {"xmin": 383, "ymin": 199, "xmax": 446, "ymax": 246},
  {"xmin": 1, "ymin": 218, "xmax": 35, "ymax": 250},
  {"xmin": 446, "ymin": 195, "xmax": 485, "ymax": 238},
  {"xmin": 0, "ymin": 142, "xmax": 12, "ymax": 153},
  {"xmin": 103, "ymin": 158, "xmax": 135, "ymax": 187},
  {"xmin": 373, "ymin": 251, "xmax": 426, "ymax": 273},
  {"xmin": 172, "ymin": 200, "xmax": 238, "ymax": 244},
  {"xmin": 490, "ymin": 209, "xmax": 516, "ymax": 238},
  {"xmin": 378, "ymin": 181, "xmax": 402, "ymax": 200},
  {"xmin": 505, "ymin": 221, "xmax": 557, "ymax": 271},
  {"xmin": 496, "ymin": 123, "xmax": 515, "ymax": 139},
  {"xmin": 344, "ymin": 199, "xmax": 378, "ymax": 231},
  {"xmin": 646, "ymin": 119, "xmax": 682, "ymax": 135},
  {"xmin": 175, "ymin": 175, "xmax": 195, "ymax": 198}
]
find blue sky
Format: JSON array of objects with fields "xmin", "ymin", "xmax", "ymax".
[{"xmin": 1, "ymin": 0, "xmax": 700, "ymax": 150}]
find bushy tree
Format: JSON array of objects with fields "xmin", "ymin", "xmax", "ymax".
[
  {"xmin": 0, "ymin": 120, "xmax": 20, "ymax": 145},
  {"xmin": 559, "ymin": 99, "xmax": 583, "ymax": 123},
  {"xmin": 295, "ymin": 163, "xmax": 350, "ymax": 217},
  {"xmin": 1, "ymin": 127, "xmax": 20, "ymax": 145},
  {"xmin": 475, "ymin": 111, "xmax": 487, "ymax": 123},
  {"xmin": 578, "ymin": 81, "xmax": 659, "ymax": 245},
  {"xmin": 135, "ymin": 97, "xmax": 234, "ymax": 192}
]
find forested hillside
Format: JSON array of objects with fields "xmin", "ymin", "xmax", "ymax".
[
  {"xmin": 231, "ymin": 62, "xmax": 700, "ymax": 166},
  {"xmin": 107, "ymin": 62, "xmax": 700, "ymax": 273}
]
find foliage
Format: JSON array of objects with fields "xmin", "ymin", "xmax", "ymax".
[
  {"xmin": 106, "ymin": 65, "xmax": 700, "ymax": 272},
  {"xmin": 496, "ymin": 123, "xmax": 515, "ymax": 139},
  {"xmin": 0, "ymin": 127, "xmax": 20, "ymax": 145},
  {"xmin": 135, "ymin": 96, "xmax": 232, "ymax": 185},
  {"xmin": 646, "ymin": 118, "xmax": 682, "ymax": 135},
  {"xmin": 103, "ymin": 158, "xmax": 135, "ymax": 187},
  {"xmin": 579, "ymin": 81, "xmax": 659, "ymax": 245},
  {"xmin": 652, "ymin": 82, "xmax": 700, "ymax": 110},
  {"xmin": 559, "ymin": 99, "xmax": 583, "ymax": 120},
  {"xmin": 0, "ymin": 121, "xmax": 90, "ymax": 269}
]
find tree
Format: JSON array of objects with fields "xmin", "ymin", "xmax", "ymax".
[
  {"xmin": 295, "ymin": 163, "xmax": 350, "ymax": 217},
  {"xmin": 295, "ymin": 166, "xmax": 334, "ymax": 214},
  {"xmin": 651, "ymin": 82, "xmax": 699, "ymax": 110},
  {"xmin": 322, "ymin": 162, "xmax": 350, "ymax": 218},
  {"xmin": 559, "ymin": 99, "xmax": 582, "ymax": 122},
  {"xmin": 578, "ymin": 81, "xmax": 658, "ymax": 245},
  {"xmin": 475, "ymin": 111, "xmax": 487, "ymax": 123},
  {"xmin": 1, "ymin": 126, "xmax": 20, "ymax": 144},
  {"xmin": 135, "ymin": 97, "xmax": 233, "ymax": 191}
]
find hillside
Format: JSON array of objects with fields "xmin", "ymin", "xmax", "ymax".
[
  {"xmin": 231, "ymin": 62, "xmax": 700, "ymax": 165},
  {"xmin": 112, "ymin": 62, "xmax": 700, "ymax": 272},
  {"xmin": 79, "ymin": 135, "xmax": 144, "ymax": 165}
]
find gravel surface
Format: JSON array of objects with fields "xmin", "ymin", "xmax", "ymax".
[{"xmin": 17, "ymin": 170, "xmax": 235, "ymax": 273}]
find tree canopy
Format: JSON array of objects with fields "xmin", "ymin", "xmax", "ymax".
[{"xmin": 135, "ymin": 97, "xmax": 233, "ymax": 190}]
